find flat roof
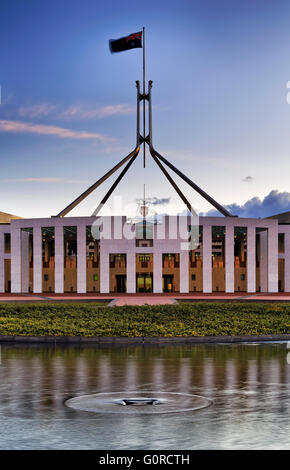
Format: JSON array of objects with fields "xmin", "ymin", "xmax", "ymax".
[
  {"xmin": 267, "ymin": 211, "xmax": 290, "ymax": 224},
  {"xmin": 0, "ymin": 211, "xmax": 22, "ymax": 224}
]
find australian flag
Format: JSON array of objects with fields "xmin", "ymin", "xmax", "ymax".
[{"xmin": 109, "ymin": 31, "xmax": 142, "ymax": 53}]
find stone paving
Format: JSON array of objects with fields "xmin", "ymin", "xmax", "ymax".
[
  {"xmin": 0, "ymin": 292, "xmax": 290, "ymax": 305},
  {"xmin": 114, "ymin": 296, "xmax": 176, "ymax": 306}
]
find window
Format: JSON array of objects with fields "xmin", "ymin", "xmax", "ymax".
[
  {"xmin": 139, "ymin": 255, "xmax": 150, "ymax": 262},
  {"xmin": 4, "ymin": 234, "xmax": 11, "ymax": 254},
  {"xmin": 110, "ymin": 254, "xmax": 126, "ymax": 268},
  {"xmin": 139, "ymin": 254, "xmax": 151, "ymax": 268},
  {"xmin": 241, "ymin": 274, "xmax": 245, "ymax": 281},
  {"xmin": 44, "ymin": 274, "xmax": 49, "ymax": 281},
  {"xmin": 278, "ymin": 234, "xmax": 285, "ymax": 254},
  {"xmin": 136, "ymin": 239, "xmax": 153, "ymax": 247},
  {"xmin": 191, "ymin": 274, "xmax": 196, "ymax": 281}
]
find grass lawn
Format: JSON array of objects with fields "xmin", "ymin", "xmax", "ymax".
[{"xmin": 0, "ymin": 302, "xmax": 289, "ymax": 337}]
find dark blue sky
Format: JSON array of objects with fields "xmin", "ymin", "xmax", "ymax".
[{"xmin": 1, "ymin": 0, "xmax": 290, "ymax": 217}]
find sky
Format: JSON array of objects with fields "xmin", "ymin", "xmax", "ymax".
[{"xmin": 1, "ymin": 0, "xmax": 290, "ymax": 219}]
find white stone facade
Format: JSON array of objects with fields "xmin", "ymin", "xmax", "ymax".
[{"xmin": 0, "ymin": 214, "xmax": 289, "ymax": 294}]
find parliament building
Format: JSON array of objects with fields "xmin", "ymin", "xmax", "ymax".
[
  {"xmin": 0, "ymin": 210, "xmax": 289, "ymax": 294},
  {"xmin": 1, "ymin": 79, "xmax": 289, "ymax": 295}
]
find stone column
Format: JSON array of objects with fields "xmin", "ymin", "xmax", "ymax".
[
  {"xmin": 33, "ymin": 226, "xmax": 42, "ymax": 293},
  {"xmin": 225, "ymin": 224, "xmax": 234, "ymax": 293},
  {"xmin": 77, "ymin": 225, "xmax": 86, "ymax": 293},
  {"xmin": 168, "ymin": 216, "xmax": 178, "ymax": 239},
  {"xmin": 126, "ymin": 251, "xmax": 136, "ymax": 293},
  {"xmin": 268, "ymin": 224, "xmax": 278, "ymax": 293},
  {"xmin": 153, "ymin": 252, "xmax": 163, "ymax": 293},
  {"xmin": 247, "ymin": 225, "xmax": 256, "ymax": 293},
  {"xmin": 284, "ymin": 232, "xmax": 290, "ymax": 293},
  {"xmin": 100, "ymin": 251, "xmax": 110, "ymax": 293},
  {"xmin": 260, "ymin": 230, "xmax": 268, "ymax": 292},
  {"xmin": 180, "ymin": 250, "xmax": 189, "ymax": 293},
  {"xmin": 21, "ymin": 230, "xmax": 30, "ymax": 293},
  {"xmin": 55, "ymin": 225, "xmax": 64, "ymax": 293},
  {"xmin": 156, "ymin": 216, "xmax": 166, "ymax": 241},
  {"xmin": 11, "ymin": 227, "xmax": 21, "ymax": 293},
  {"xmin": 0, "ymin": 232, "xmax": 4, "ymax": 293},
  {"xmin": 202, "ymin": 225, "xmax": 212, "ymax": 293}
]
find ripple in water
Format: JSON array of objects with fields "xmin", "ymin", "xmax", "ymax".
[{"xmin": 65, "ymin": 391, "xmax": 212, "ymax": 415}]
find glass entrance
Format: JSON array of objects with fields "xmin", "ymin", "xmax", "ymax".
[
  {"xmin": 136, "ymin": 274, "xmax": 153, "ymax": 293},
  {"xmin": 116, "ymin": 275, "xmax": 127, "ymax": 293},
  {"xmin": 163, "ymin": 274, "xmax": 174, "ymax": 293}
]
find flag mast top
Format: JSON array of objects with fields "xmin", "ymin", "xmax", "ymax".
[
  {"xmin": 108, "ymin": 27, "xmax": 146, "ymax": 167},
  {"xmin": 142, "ymin": 27, "xmax": 145, "ymax": 99},
  {"xmin": 56, "ymin": 28, "xmax": 234, "ymax": 218},
  {"xmin": 142, "ymin": 26, "xmax": 146, "ymax": 168}
]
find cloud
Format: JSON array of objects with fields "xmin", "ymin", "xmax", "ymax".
[
  {"xmin": 17, "ymin": 102, "xmax": 135, "ymax": 120},
  {"xmin": 0, "ymin": 120, "xmax": 110, "ymax": 142},
  {"xmin": 136, "ymin": 197, "xmax": 171, "ymax": 206},
  {"xmin": 203, "ymin": 190, "xmax": 290, "ymax": 218},
  {"xmin": 18, "ymin": 103, "xmax": 57, "ymax": 118},
  {"xmin": 60, "ymin": 103, "xmax": 135, "ymax": 120},
  {"xmin": 242, "ymin": 176, "xmax": 253, "ymax": 183},
  {"xmin": 4, "ymin": 177, "xmax": 89, "ymax": 184},
  {"xmin": 150, "ymin": 197, "xmax": 171, "ymax": 206}
]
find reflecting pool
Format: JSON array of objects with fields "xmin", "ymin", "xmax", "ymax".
[{"xmin": 0, "ymin": 342, "xmax": 289, "ymax": 449}]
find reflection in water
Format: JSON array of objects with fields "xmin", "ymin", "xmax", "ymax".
[{"xmin": 0, "ymin": 342, "xmax": 289, "ymax": 449}]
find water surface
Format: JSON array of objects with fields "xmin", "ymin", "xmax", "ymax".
[{"xmin": 0, "ymin": 342, "xmax": 289, "ymax": 449}]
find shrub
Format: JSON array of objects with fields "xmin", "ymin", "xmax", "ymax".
[{"xmin": 0, "ymin": 302, "xmax": 289, "ymax": 337}]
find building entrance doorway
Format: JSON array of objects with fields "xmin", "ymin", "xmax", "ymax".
[
  {"xmin": 163, "ymin": 274, "xmax": 174, "ymax": 292},
  {"xmin": 116, "ymin": 275, "xmax": 127, "ymax": 293},
  {"xmin": 4, "ymin": 259, "xmax": 11, "ymax": 293},
  {"xmin": 136, "ymin": 273, "xmax": 153, "ymax": 293}
]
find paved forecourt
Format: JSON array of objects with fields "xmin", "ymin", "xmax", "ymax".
[{"xmin": 1, "ymin": 292, "xmax": 290, "ymax": 305}]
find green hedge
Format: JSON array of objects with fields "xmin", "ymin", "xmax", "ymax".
[{"xmin": 0, "ymin": 302, "xmax": 289, "ymax": 337}]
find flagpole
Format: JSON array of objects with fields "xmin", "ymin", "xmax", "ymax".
[{"xmin": 143, "ymin": 26, "xmax": 146, "ymax": 168}]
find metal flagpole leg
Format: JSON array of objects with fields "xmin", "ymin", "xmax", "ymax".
[
  {"xmin": 146, "ymin": 80, "xmax": 233, "ymax": 217},
  {"xmin": 56, "ymin": 147, "xmax": 140, "ymax": 217},
  {"xmin": 149, "ymin": 146, "xmax": 196, "ymax": 216},
  {"xmin": 136, "ymin": 80, "xmax": 141, "ymax": 146},
  {"xmin": 152, "ymin": 149, "xmax": 233, "ymax": 217},
  {"xmin": 92, "ymin": 149, "xmax": 139, "ymax": 216},
  {"xmin": 56, "ymin": 81, "xmax": 142, "ymax": 217}
]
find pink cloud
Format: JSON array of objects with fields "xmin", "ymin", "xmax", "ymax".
[
  {"xmin": 16, "ymin": 102, "xmax": 135, "ymax": 120},
  {"xmin": 60, "ymin": 103, "xmax": 135, "ymax": 119},
  {"xmin": 18, "ymin": 103, "xmax": 57, "ymax": 118},
  {"xmin": 0, "ymin": 120, "xmax": 110, "ymax": 142}
]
